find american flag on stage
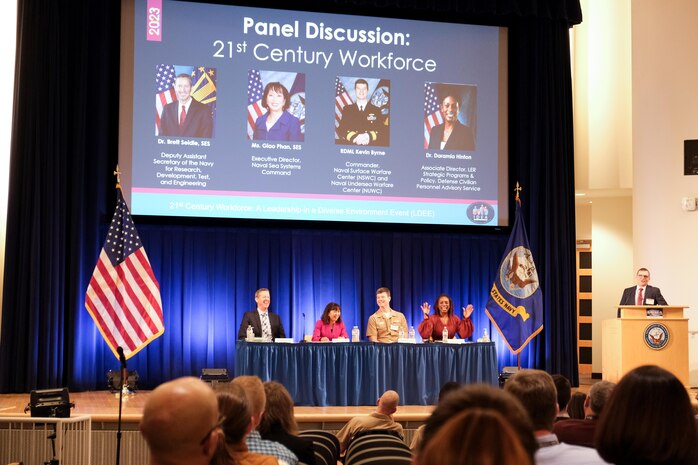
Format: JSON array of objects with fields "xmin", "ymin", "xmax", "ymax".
[
  {"xmin": 424, "ymin": 82, "xmax": 444, "ymax": 149},
  {"xmin": 247, "ymin": 69, "xmax": 265, "ymax": 139},
  {"xmin": 85, "ymin": 189, "xmax": 164, "ymax": 360},
  {"xmin": 155, "ymin": 64, "xmax": 177, "ymax": 136},
  {"xmin": 335, "ymin": 77, "xmax": 353, "ymax": 139}
]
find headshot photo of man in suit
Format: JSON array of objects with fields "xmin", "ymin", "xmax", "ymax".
[
  {"xmin": 237, "ymin": 288, "xmax": 286, "ymax": 340},
  {"xmin": 618, "ymin": 267, "xmax": 667, "ymax": 317},
  {"xmin": 158, "ymin": 73, "xmax": 213, "ymax": 138}
]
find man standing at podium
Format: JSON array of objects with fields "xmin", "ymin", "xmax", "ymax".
[{"xmin": 618, "ymin": 268, "xmax": 667, "ymax": 317}]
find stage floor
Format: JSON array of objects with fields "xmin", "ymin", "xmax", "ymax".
[{"xmin": 2, "ymin": 384, "xmax": 696, "ymax": 424}]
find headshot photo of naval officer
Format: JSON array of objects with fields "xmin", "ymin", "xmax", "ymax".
[
  {"xmin": 335, "ymin": 76, "xmax": 390, "ymax": 147},
  {"xmin": 424, "ymin": 82, "xmax": 477, "ymax": 151},
  {"xmin": 155, "ymin": 64, "xmax": 216, "ymax": 138}
]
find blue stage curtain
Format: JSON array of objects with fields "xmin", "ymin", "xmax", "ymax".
[{"xmin": 0, "ymin": 0, "xmax": 582, "ymax": 393}]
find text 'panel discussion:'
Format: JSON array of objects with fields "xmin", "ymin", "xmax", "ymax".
[{"xmin": 3, "ymin": 0, "xmax": 698, "ymax": 465}]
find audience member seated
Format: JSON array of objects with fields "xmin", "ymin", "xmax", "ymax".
[
  {"xmin": 552, "ymin": 380, "xmax": 614, "ymax": 448},
  {"xmin": 139, "ymin": 377, "xmax": 220, "ymax": 465},
  {"xmin": 259, "ymin": 381, "xmax": 317, "ymax": 465},
  {"xmin": 417, "ymin": 294, "xmax": 474, "ymax": 341},
  {"xmin": 566, "ymin": 392, "xmax": 587, "ymax": 420},
  {"xmin": 595, "ymin": 365, "xmax": 698, "ymax": 465},
  {"xmin": 335, "ymin": 390, "xmax": 404, "ymax": 454},
  {"xmin": 416, "ymin": 384, "xmax": 537, "ymax": 463},
  {"xmin": 409, "ymin": 381, "xmax": 461, "ymax": 451},
  {"xmin": 312, "ymin": 302, "xmax": 348, "ymax": 341},
  {"xmin": 415, "ymin": 408, "xmax": 533, "ymax": 465},
  {"xmin": 212, "ymin": 382, "xmax": 279, "ymax": 465},
  {"xmin": 504, "ymin": 369, "xmax": 608, "ymax": 465},
  {"xmin": 552, "ymin": 374, "xmax": 572, "ymax": 422},
  {"xmin": 231, "ymin": 376, "xmax": 299, "ymax": 465}
]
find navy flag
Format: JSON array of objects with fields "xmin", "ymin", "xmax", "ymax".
[{"xmin": 485, "ymin": 190, "xmax": 543, "ymax": 354}]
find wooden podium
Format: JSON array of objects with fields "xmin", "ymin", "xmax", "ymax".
[{"xmin": 602, "ymin": 306, "xmax": 689, "ymax": 385}]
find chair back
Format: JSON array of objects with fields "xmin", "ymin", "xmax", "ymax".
[
  {"xmin": 345, "ymin": 434, "xmax": 411, "ymax": 465},
  {"xmin": 299, "ymin": 429, "xmax": 340, "ymax": 465}
]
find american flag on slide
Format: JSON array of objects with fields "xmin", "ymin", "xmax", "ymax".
[
  {"xmin": 335, "ymin": 77, "xmax": 353, "ymax": 139},
  {"xmin": 155, "ymin": 64, "xmax": 177, "ymax": 135},
  {"xmin": 424, "ymin": 82, "xmax": 444, "ymax": 148},
  {"xmin": 85, "ymin": 189, "xmax": 164, "ymax": 360},
  {"xmin": 247, "ymin": 69, "xmax": 265, "ymax": 139}
]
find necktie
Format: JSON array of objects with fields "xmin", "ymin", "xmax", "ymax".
[
  {"xmin": 261, "ymin": 312, "xmax": 272, "ymax": 341},
  {"xmin": 180, "ymin": 106, "xmax": 187, "ymax": 127},
  {"xmin": 636, "ymin": 287, "xmax": 643, "ymax": 306},
  {"xmin": 359, "ymin": 105, "xmax": 364, "ymax": 112}
]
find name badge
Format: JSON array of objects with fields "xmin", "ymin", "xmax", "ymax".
[{"xmin": 390, "ymin": 324, "xmax": 399, "ymax": 331}]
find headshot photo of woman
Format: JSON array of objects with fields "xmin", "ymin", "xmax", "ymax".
[
  {"xmin": 252, "ymin": 81, "xmax": 303, "ymax": 142},
  {"xmin": 424, "ymin": 83, "xmax": 477, "ymax": 151},
  {"xmin": 312, "ymin": 302, "xmax": 348, "ymax": 341}
]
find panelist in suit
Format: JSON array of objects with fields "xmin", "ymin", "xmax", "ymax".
[
  {"xmin": 428, "ymin": 94, "xmax": 475, "ymax": 151},
  {"xmin": 618, "ymin": 267, "xmax": 667, "ymax": 317},
  {"xmin": 237, "ymin": 288, "xmax": 286, "ymax": 340},
  {"xmin": 312, "ymin": 302, "xmax": 348, "ymax": 341},
  {"xmin": 159, "ymin": 73, "xmax": 213, "ymax": 138}
]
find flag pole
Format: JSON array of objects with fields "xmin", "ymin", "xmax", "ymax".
[{"xmin": 515, "ymin": 181, "xmax": 522, "ymax": 371}]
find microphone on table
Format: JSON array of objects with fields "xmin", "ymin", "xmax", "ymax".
[{"xmin": 301, "ymin": 313, "xmax": 306, "ymax": 342}]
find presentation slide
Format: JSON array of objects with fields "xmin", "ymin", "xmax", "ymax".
[{"xmin": 125, "ymin": 0, "xmax": 508, "ymax": 226}]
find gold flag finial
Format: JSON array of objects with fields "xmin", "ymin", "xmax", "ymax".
[
  {"xmin": 114, "ymin": 165, "xmax": 122, "ymax": 189},
  {"xmin": 514, "ymin": 182, "xmax": 522, "ymax": 205}
]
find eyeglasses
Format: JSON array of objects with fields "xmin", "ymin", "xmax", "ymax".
[{"xmin": 199, "ymin": 415, "xmax": 226, "ymax": 446}]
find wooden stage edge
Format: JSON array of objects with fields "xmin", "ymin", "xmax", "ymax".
[
  {"xmin": 0, "ymin": 391, "xmax": 434, "ymax": 424},
  {"xmin": 2, "ymin": 388, "xmax": 697, "ymax": 424}
]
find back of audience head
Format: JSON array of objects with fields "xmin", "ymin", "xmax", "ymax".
[
  {"xmin": 595, "ymin": 365, "xmax": 698, "ymax": 465},
  {"xmin": 259, "ymin": 380, "xmax": 299, "ymax": 436},
  {"xmin": 231, "ymin": 375, "xmax": 266, "ymax": 427},
  {"xmin": 437, "ymin": 381, "xmax": 461, "ymax": 402},
  {"xmin": 416, "ymin": 408, "xmax": 533, "ymax": 465},
  {"xmin": 140, "ymin": 376, "xmax": 219, "ymax": 465},
  {"xmin": 504, "ymin": 369, "xmax": 558, "ymax": 432},
  {"xmin": 419, "ymin": 384, "xmax": 537, "ymax": 461},
  {"xmin": 567, "ymin": 391, "xmax": 587, "ymax": 419},
  {"xmin": 377, "ymin": 389, "xmax": 400, "ymax": 415},
  {"xmin": 552, "ymin": 374, "xmax": 571, "ymax": 413},
  {"xmin": 586, "ymin": 380, "xmax": 615, "ymax": 417},
  {"xmin": 211, "ymin": 382, "xmax": 253, "ymax": 465}
]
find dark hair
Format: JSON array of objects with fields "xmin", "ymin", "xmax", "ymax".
[
  {"xmin": 212, "ymin": 383, "xmax": 251, "ymax": 465},
  {"xmin": 261, "ymin": 82, "xmax": 290, "ymax": 111},
  {"xmin": 376, "ymin": 287, "xmax": 391, "ymax": 297},
  {"xmin": 354, "ymin": 78, "xmax": 369, "ymax": 89},
  {"xmin": 416, "ymin": 408, "xmax": 533, "ymax": 465},
  {"xmin": 421, "ymin": 384, "xmax": 536, "ymax": 459},
  {"xmin": 438, "ymin": 381, "xmax": 461, "ymax": 402},
  {"xmin": 552, "ymin": 374, "xmax": 571, "ymax": 411},
  {"xmin": 175, "ymin": 73, "xmax": 193, "ymax": 86},
  {"xmin": 566, "ymin": 392, "xmax": 586, "ymax": 419},
  {"xmin": 320, "ymin": 302, "xmax": 342, "ymax": 325},
  {"xmin": 432, "ymin": 294, "xmax": 454, "ymax": 317},
  {"xmin": 595, "ymin": 365, "xmax": 698, "ymax": 465},
  {"xmin": 258, "ymin": 381, "xmax": 298, "ymax": 436},
  {"xmin": 504, "ymin": 369, "xmax": 557, "ymax": 431}
]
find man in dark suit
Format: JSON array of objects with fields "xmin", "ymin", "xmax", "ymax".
[
  {"xmin": 337, "ymin": 78, "xmax": 386, "ymax": 147},
  {"xmin": 618, "ymin": 267, "xmax": 668, "ymax": 317},
  {"xmin": 237, "ymin": 288, "xmax": 286, "ymax": 340},
  {"xmin": 159, "ymin": 73, "xmax": 213, "ymax": 138}
]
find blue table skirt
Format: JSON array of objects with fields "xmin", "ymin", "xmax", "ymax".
[{"xmin": 235, "ymin": 340, "xmax": 497, "ymax": 406}]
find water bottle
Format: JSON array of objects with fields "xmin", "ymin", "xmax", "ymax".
[
  {"xmin": 352, "ymin": 325, "xmax": 360, "ymax": 342},
  {"xmin": 408, "ymin": 326, "xmax": 415, "ymax": 340},
  {"xmin": 442, "ymin": 326, "xmax": 449, "ymax": 342},
  {"xmin": 246, "ymin": 324, "xmax": 254, "ymax": 341},
  {"xmin": 482, "ymin": 328, "xmax": 490, "ymax": 342}
]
